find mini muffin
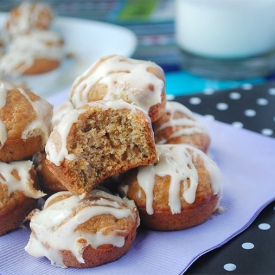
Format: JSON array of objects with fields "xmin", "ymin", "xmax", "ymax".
[
  {"xmin": 45, "ymin": 100, "xmax": 157, "ymax": 196},
  {"xmin": 0, "ymin": 85, "xmax": 53, "ymax": 162},
  {"xmin": 118, "ymin": 144, "xmax": 223, "ymax": 231},
  {"xmin": 25, "ymin": 189, "xmax": 139, "ymax": 268},
  {"xmin": 5, "ymin": 1, "xmax": 54, "ymax": 37},
  {"xmin": 153, "ymin": 101, "xmax": 211, "ymax": 152},
  {"xmin": 0, "ymin": 30, "xmax": 63, "ymax": 76},
  {"xmin": 34, "ymin": 152, "xmax": 67, "ymax": 196},
  {"xmin": 0, "ymin": 160, "xmax": 45, "ymax": 236},
  {"xmin": 69, "ymin": 54, "xmax": 166, "ymax": 122}
]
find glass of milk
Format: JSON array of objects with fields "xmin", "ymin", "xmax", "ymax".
[{"xmin": 175, "ymin": 0, "xmax": 275, "ymax": 79}]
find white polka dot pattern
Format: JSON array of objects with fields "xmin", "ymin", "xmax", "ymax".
[
  {"xmin": 216, "ymin": 102, "xmax": 228, "ymax": 111},
  {"xmin": 244, "ymin": 109, "xmax": 256, "ymax": 117},
  {"xmin": 232, "ymin": 121, "xmax": 243, "ymax": 128},
  {"xmin": 174, "ymin": 84, "xmax": 275, "ymax": 274},
  {"xmin": 242, "ymin": 242, "xmax": 254, "ymax": 249},
  {"xmin": 256, "ymin": 98, "xmax": 268, "ymax": 106},
  {"xmin": 229, "ymin": 92, "xmax": 241, "ymax": 100},
  {"xmin": 224, "ymin": 263, "xmax": 237, "ymax": 271},
  {"xmin": 258, "ymin": 223, "xmax": 271, "ymax": 230},
  {"xmin": 189, "ymin": 97, "xmax": 201, "ymax": 105},
  {"xmin": 176, "ymin": 83, "xmax": 275, "ymax": 138}
]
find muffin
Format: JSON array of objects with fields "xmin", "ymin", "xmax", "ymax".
[
  {"xmin": 25, "ymin": 189, "xmax": 139, "ymax": 268},
  {"xmin": 119, "ymin": 144, "xmax": 223, "ymax": 231},
  {"xmin": 69, "ymin": 54, "xmax": 166, "ymax": 122},
  {"xmin": 45, "ymin": 100, "xmax": 158, "ymax": 196},
  {"xmin": 0, "ymin": 30, "xmax": 63, "ymax": 76},
  {"xmin": 153, "ymin": 101, "xmax": 211, "ymax": 152},
  {"xmin": 5, "ymin": 1, "xmax": 54, "ymax": 37},
  {"xmin": 0, "ymin": 160, "xmax": 45, "ymax": 236},
  {"xmin": 0, "ymin": 85, "xmax": 53, "ymax": 162}
]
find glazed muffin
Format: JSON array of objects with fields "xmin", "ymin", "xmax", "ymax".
[
  {"xmin": 0, "ymin": 85, "xmax": 53, "ymax": 162},
  {"xmin": 118, "ymin": 144, "xmax": 223, "ymax": 231},
  {"xmin": 45, "ymin": 100, "xmax": 158, "ymax": 196},
  {"xmin": 69, "ymin": 54, "xmax": 166, "ymax": 122},
  {"xmin": 0, "ymin": 30, "xmax": 63, "ymax": 76},
  {"xmin": 0, "ymin": 160, "xmax": 45, "ymax": 236},
  {"xmin": 5, "ymin": 1, "xmax": 54, "ymax": 37},
  {"xmin": 25, "ymin": 189, "xmax": 139, "ymax": 268},
  {"xmin": 153, "ymin": 101, "xmax": 211, "ymax": 152}
]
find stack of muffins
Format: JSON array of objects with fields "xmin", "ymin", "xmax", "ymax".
[
  {"xmin": 21, "ymin": 54, "xmax": 223, "ymax": 268},
  {"xmin": 0, "ymin": 84, "xmax": 52, "ymax": 236},
  {"xmin": 0, "ymin": 1, "xmax": 64, "ymax": 93}
]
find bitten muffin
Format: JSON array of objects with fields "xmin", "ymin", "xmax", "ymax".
[
  {"xmin": 0, "ymin": 85, "xmax": 53, "ymax": 162},
  {"xmin": 153, "ymin": 101, "xmax": 211, "ymax": 152},
  {"xmin": 45, "ymin": 100, "xmax": 158, "ymax": 196},
  {"xmin": 25, "ymin": 189, "xmax": 139, "ymax": 268},
  {"xmin": 69, "ymin": 54, "xmax": 166, "ymax": 122},
  {"xmin": 118, "ymin": 144, "xmax": 223, "ymax": 231},
  {"xmin": 0, "ymin": 160, "xmax": 45, "ymax": 236},
  {"xmin": 5, "ymin": 1, "xmax": 54, "ymax": 37}
]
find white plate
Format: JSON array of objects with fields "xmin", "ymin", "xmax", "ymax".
[{"xmin": 0, "ymin": 12, "xmax": 137, "ymax": 97}]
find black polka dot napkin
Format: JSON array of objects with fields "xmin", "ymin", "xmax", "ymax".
[
  {"xmin": 174, "ymin": 82, "xmax": 275, "ymax": 138},
  {"xmin": 173, "ymin": 82, "xmax": 275, "ymax": 275}
]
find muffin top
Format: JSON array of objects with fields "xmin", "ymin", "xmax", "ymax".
[
  {"xmin": 5, "ymin": 2, "xmax": 54, "ymax": 37},
  {"xmin": 69, "ymin": 55, "xmax": 165, "ymax": 114},
  {"xmin": 0, "ymin": 85, "xmax": 53, "ymax": 147},
  {"xmin": 0, "ymin": 30, "xmax": 63, "ymax": 75},
  {"xmin": 120, "ymin": 144, "xmax": 223, "ymax": 215},
  {"xmin": 25, "ymin": 190, "xmax": 139, "ymax": 267},
  {"xmin": 0, "ymin": 160, "xmax": 45, "ymax": 210}
]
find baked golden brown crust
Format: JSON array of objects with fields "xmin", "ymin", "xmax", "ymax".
[
  {"xmin": 118, "ymin": 146, "xmax": 221, "ymax": 231},
  {"xmin": 46, "ymin": 101, "xmax": 157, "ymax": 196},
  {"xmin": 0, "ymin": 136, "xmax": 43, "ymax": 162},
  {"xmin": 0, "ymin": 87, "xmax": 53, "ymax": 162},
  {"xmin": 153, "ymin": 101, "xmax": 210, "ymax": 153},
  {"xmin": 0, "ymin": 168, "xmax": 38, "ymax": 236},
  {"xmin": 60, "ymin": 230, "xmax": 137, "ymax": 268},
  {"xmin": 13, "ymin": 58, "xmax": 61, "ymax": 75},
  {"xmin": 35, "ymin": 152, "xmax": 67, "ymax": 196}
]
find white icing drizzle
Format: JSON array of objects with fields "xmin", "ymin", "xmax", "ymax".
[
  {"xmin": 154, "ymin": 101, "xmax": 208, "ymax": 143},
  {"xmin": 45, "ymin": 108, "xmax": 84, "ymax": 166},
  {"xmin": 69, "ymin": 55, "xmax": 164, "ymax": 113},
  {"xmin": 0, "ymin": 160, "xmax": 45, "ymax": 198},
  {"xmin": 45, "ymin": 100, "xmax": 151, "ymax": 166},
  {"xmin": 0, "ymin": 31, "xmax": 63, "ymax": 75},
  {"xmin": 0, "ymin": 86, "xmax": 52, "ymax": 148},
  {"xmin": 25, "ymin": 190, "xmax": 138, "ymax": 267},
  {"xmin": 0, "ymin": 84, "xmax": 8, "ymax": 147},
  {"xmin": 18, "ymin": 88, "xmax": 53, "ymax": 145},
  {"xmin": 51, "ymin": 101, "xmax": 74, "ymax": 128},
  {"xmin": 136, "ymin": 144, "xmax": 223, "ymax": 215},
  {"xmin": 7, "ymin": 2, "xmax": 53, "ymax": 37}
]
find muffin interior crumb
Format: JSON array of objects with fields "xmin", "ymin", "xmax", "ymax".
[{"xmin": 68, "ymin": 109, "xmax": 154, "ymax": 191}]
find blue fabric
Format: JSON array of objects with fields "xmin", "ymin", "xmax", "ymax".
[{"xmin": 165, "ymin": 70, "xmax": 265, "ymax": 95}]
